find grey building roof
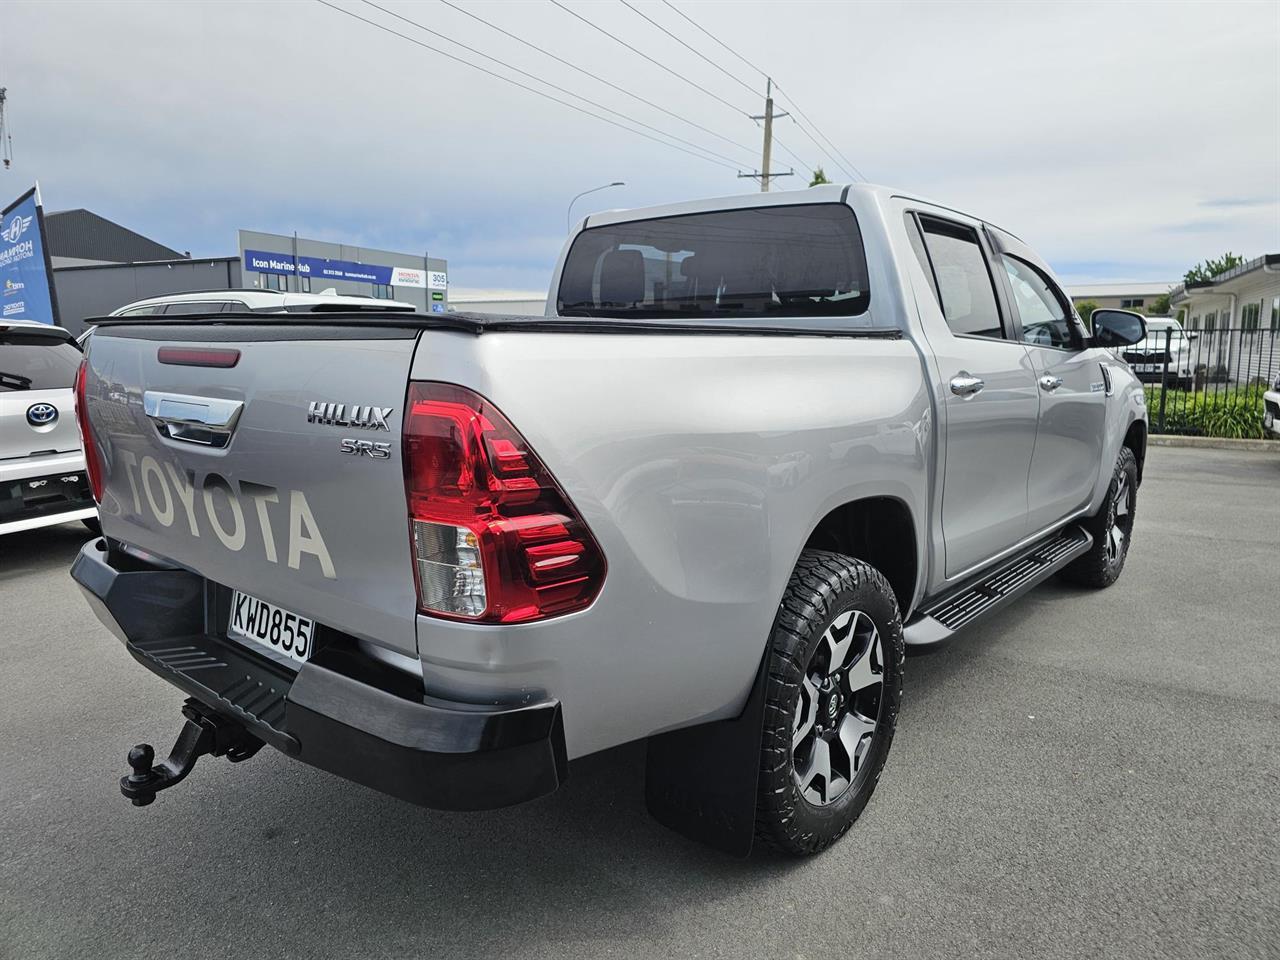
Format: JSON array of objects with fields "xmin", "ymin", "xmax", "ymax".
[{"xmin": 43, "ymin": 208, "xmax": 185, "ymax": 264}]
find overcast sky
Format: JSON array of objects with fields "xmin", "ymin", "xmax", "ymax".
[{"xmin": 2, "ymin": 0, "xmax": 1277, "ymax": 293}]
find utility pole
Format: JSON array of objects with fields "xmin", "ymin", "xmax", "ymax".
[{"xmin": 738, "ymin": 78, "xmax": 793, "ymax": 192}]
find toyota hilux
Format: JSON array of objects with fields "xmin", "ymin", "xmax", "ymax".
[{"xmin": 71, "ymin": 184, "xmax": 1150, "ymax": 856}]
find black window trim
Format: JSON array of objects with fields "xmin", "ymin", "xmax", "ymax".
[{"xmin": 910, "ymin": 210, "xmax": 1017, "ymax": 344}]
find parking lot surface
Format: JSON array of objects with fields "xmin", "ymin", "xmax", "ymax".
[{"xmin": 1, "ymin": 445, "xmax": 1276, "ymax": 960}]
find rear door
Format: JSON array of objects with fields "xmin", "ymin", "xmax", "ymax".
[
  {"xmin": 905, "ymin": 210, "xmax": 1039, "ymax": 579},
  {"xmin": 82, "ymin": 324, "xmax": 423, "ymax": 658},
  {"xmin": 992, "ymin": 242, "xmax": 1106, "ymax": 533}
]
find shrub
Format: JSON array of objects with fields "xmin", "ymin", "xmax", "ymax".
[{"xmin": 1144, "ymin": 385, "xmax": 1269, "ymax": 439}]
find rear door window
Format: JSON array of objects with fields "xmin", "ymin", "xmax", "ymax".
[
  {"xmin": 0, "ymin": 334, "xmax": 83, "ymax": 391},
  {"xmin": 557, "ymin": 203, "xmax": 870, "ymax": 320},
  {"xmin": 916, "ymin": 216, "xmax": 1005, "ymax": 339}
]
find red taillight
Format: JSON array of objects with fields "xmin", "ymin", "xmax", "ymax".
[
  {"xmin": 402, "ymin": 382, "xmax": 606, "ymax": 624},
  {"xmin": 74, "ymin": 359, "xmax": 105, "ymax": 503}
]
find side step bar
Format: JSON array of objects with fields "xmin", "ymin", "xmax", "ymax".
[{"xmin": 903, "ymin": 525, "xmax": 1093, "ymax": 653}]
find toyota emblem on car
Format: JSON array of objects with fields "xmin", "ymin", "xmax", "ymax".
[{"xmin": 26, "ymin": 403, "xmax": 58, "ymax": 426}]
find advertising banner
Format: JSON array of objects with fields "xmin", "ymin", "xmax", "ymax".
[
  {"xmin": 244, "ymin": 249, "xmax": 447, "ymax": 290},
  {"xmin": 1, "ymin": 184, "xmax": 61, "ymax": 325}
]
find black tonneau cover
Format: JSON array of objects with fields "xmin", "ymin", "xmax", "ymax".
[{"xmin": 87, "ymin": 310, "xmax": 901, "ymax": 339}]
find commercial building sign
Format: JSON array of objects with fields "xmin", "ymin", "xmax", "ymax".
[
  {"xmin": 244, "ymin": 249, "xmax": 446, "ymax": 289},
  {"xmin": 1, "ymin": 185, "xmax": 60, "ymax": 325}
]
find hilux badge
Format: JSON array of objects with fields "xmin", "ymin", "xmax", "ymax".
[{"xmin": 307, "ymin": 401, "xmax": 392, "ymax": 431}]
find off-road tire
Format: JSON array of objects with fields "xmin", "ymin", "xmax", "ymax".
[
  {"xmin": 1060, "ymin": 446, "xmax": 1138, "ymax": 588},
  {"xmin": 755, "ymin": 550, "xmax": 904, "ymax": 856}
]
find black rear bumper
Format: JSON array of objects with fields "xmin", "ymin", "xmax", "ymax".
[{"xmin": 71, "ymin": 539, "xmax": 567, "ymax": 811}]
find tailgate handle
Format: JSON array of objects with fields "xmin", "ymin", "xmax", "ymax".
[{"xmin": 143, "ymin": 391, "xmax": 244, "ymax": 448}]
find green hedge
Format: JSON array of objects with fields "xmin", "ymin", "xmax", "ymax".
[{"xmin": 1144, "ymin": 385, "xmax": 1272, "ymax": 439}]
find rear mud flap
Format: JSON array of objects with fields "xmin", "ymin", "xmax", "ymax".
[{"xmin": 644, "ymin": 651, "xmax": 768, "ymax": 858}]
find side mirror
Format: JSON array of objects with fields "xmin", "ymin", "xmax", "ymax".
[
  {"xmin": 1187, "ymin": 331, "xmax": 1199, "ymax": 340},
  {"xmin": 1091, "ymin": 309, "xmax": 1147, "ymax": 347}
]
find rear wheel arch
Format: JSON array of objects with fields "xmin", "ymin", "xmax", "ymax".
[{"xmin": 802, "ymin": 496, "xmax": 918, "ymax": 615}]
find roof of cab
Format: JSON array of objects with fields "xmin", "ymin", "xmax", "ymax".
[{"xmin": 575, "ymin": 182, "xmax": 1023, "ymax": 243}]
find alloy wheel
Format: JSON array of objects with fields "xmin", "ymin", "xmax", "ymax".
[
  {"xmin": 791, "ymin": 609, "xmax": 884, "ymax": 806},
  {"xmin": 1105, "ymin": 471, "xmax": 1133, "ymax": 566}
]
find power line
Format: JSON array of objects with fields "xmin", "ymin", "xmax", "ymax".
[
  {"xmin": 618, "ymin": 0, "xmax": 759, "ymax": 101},
  {"xmin": 358, "ymin": 0, "xmax": 752, "ymax": 168},
  {"xmin": 773, "ymin": 82, "xmax": 868, "ymax": 181},
  {"xmin": 434, "ymin": 0, "xmax": 759, "ymax": 159},
  {"xmin": 659, "ymin": 0, "xmax": 867, "ymax": 181},
  {"xmin": 660, "ymin": 0, "xmax": 766, "ymax": 79},
  {"xmin": 548, "ymin": 0, "xmax": 753, "ymax": 118},
  {"xmin": 314, "ymin": 1, "xmax": 743, "ymax": 172}
]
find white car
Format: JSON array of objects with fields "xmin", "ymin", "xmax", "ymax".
[
  {"xmin": 1118, "ymin": 317, "xmax": 1195, "ymax": 389},
  {"xmin": 108, "ymin": 288, "xmax": 417, "ymax": 318},
  {"xmin": 1264, "ymin": 374, "xmax": 1280, "ymax": 437},
  {"xmin": 0, "ymin": 319, "xmax": 97, "ymax": 536}
]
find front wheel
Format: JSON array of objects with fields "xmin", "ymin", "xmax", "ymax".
[
  {"xmin": 1061, "ymin": 446, "xmax": 1138, "ymax": 588},
  {"xmin": 755, "ymin": 550, "xmax": 904, "ymax": 856}
]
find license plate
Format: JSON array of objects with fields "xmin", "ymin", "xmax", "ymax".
[{"xmin": 228, "ymin": 592, "xmax": 314, "ymax": 665}]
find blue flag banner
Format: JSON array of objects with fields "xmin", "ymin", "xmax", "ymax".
[{"xmin": 1, "ymin": 185, "xmax": 60, "ymax": 326}]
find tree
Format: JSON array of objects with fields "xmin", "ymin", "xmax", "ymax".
[
  {"xmin": 1184, "ymin": 252, "xmax": 1245, "ymax": 285},
  {"xmin": 809, "ymin": 167, "xmax": 830, "ymax": 187},
  {"xmin": 1145, "ymin": 293, "xmax": 1171, "ymax": 316},
  {"xmin": 1075, "ymin": 301, "xmax": 1098, "ymax": 326}
]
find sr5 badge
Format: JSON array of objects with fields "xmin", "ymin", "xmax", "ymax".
[{"xmin": 340, "ymin": 438, "xmax": 392, "ymax": 460}]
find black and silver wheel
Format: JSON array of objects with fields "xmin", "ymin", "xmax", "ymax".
[
  {"xmin": 1061, "ymin": 446, "xmax": 1138, "ymax": 588},
  {"xmin": 756, "ymin": 550, "xmax": 904, "ymax": 856}
]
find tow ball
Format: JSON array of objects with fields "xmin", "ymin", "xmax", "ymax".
[{"xmin": 120, "ymin": 699, "xmax": 264, "ymax": 806}]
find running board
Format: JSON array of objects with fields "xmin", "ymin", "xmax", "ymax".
[{"xmin": 903, "ymin": 525, "xmax": 1093, "ymax": 652}]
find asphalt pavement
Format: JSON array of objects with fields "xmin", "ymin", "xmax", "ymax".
[{"xmin": 1, "ymin": 445, "xmax": 1277, "ymax": 960}]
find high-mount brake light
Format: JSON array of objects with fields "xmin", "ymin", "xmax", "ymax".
[
  {"xmin": 402, "ymin": 382, "xmax": 606, "ymax": 624},
  {"xmin": 157, "ymin": 346, "xmax": 241, "ymax": 368},
  {"xmin": 73, "ymin": 358, "xmax": 105, "ymax": 503}
]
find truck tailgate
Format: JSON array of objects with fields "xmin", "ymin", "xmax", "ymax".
[{"xmin": 82, "ymin": 325, "xmax": 421, "ymax": 658}]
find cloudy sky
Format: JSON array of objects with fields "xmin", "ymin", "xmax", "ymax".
[{"xmin": 2, "ymin": 0, "xmax": 1277, "ymax": 293}]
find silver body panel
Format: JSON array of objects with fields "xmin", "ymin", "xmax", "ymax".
[{"xmin": 82, "ymin": 184, "xmax": 1146, "ymax": 761}]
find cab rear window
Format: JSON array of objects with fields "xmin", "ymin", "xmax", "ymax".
[
  {"xmin": 557, "ymin": 203, "xmax": 870, "ymax": 320},
  {"xmin": 0, "ymin": 334, "xmax": 82, "ymax": 391}
]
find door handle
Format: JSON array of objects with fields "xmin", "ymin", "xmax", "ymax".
[
  {"xmin": 144, "ymin": 391, "xmax": 244, "ymax": 447},
  {"xmin": 949, "ymin": 374, "xmax": 985, "ymax": 397},
  {"xmin": 1039, "ymin": 375, "xmax": 1064, "ymax": 392}
]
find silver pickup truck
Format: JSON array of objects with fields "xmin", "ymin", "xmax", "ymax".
[{"xmin": 71, "ymin": 184, "xmax": 1150, "ymax": 857}]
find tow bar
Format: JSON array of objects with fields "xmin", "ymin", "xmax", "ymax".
[{"xmin": 120, "ymin": 699, "xmax": 264, "ymax": 806}]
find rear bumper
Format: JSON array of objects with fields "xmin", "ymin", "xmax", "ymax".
[
  {"xmin": 71, "ymin": 538, "xmax": 567, "ymax": 811},
  {"xmin": 0, "ymin": 451, "xmax": 95, "ymax": 535}
]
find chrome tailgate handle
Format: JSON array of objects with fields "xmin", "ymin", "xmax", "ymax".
[{"xmin": 143, "ymin": 391, "xmax": 244, "ymax": 447}]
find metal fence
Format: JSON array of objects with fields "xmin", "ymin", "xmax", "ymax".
[{"xmin": 1107, "ymin": 326, "xmax": 1280, "ymax": 437}]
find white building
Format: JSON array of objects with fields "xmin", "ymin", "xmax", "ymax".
[
  {"xmin": 448, "ymin": 289, "xmax": 548, "ymax": 316},
  {"xmin": 1065, "ymin": 281, "xmax": 1176, "ymax": 313},
  {"xmin": 1169, "ymin": 254, "xmax": 1280, "ymax": 385}
]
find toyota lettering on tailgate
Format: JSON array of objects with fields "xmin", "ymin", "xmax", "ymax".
[{"xmin": 114, "ymin": 452, "xmax": 337, "ymax": 579}]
